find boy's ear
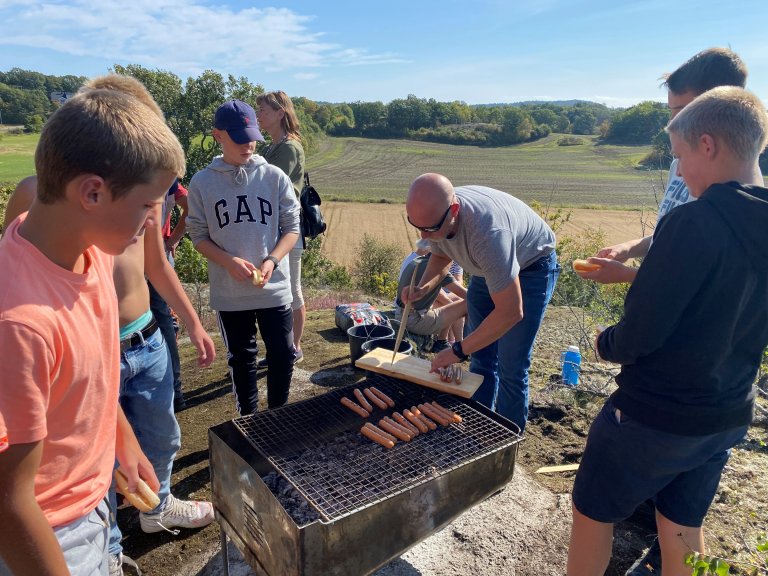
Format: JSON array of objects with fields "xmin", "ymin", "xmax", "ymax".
[
  {"xmin": 699, "ymin": 133, "xmax": 718, "ymax": 159},
  {"xmin": 75, "ymin": 174, "xmax": 110, "ymax": 211}
]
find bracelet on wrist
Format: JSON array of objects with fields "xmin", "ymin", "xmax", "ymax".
[
  {"xmin": 263, "ymin": 255, "xmax": 279, "ymax": 268},
  {"xmin": 451, "ymin": 341, "xmax": 469, "ymax": 362}
]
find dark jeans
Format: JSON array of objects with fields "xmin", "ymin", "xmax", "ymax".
[
  {"xmin": 217, "ymin": 305, "xmax": 295, "ymax": 415},
  {"xmin": 148, "ymin": 282, "xmax": 182, "ymax": 400},
  {"xmin": 469, "ymin": 251, "xmax": 560, "ymax": 432}
]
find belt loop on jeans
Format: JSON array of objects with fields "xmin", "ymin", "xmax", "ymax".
[{"xmin": 120, "ymin": 316, "xmax": 159, "ymax": 352}]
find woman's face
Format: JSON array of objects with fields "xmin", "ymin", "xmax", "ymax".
[{"xmin": 256, "ymin": 103, "xmax": 283, "ymax": 134}]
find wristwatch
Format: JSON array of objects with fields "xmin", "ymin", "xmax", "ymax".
[
  {"xmin": 451, "ymin": 341, "xmax": 469, "ymax": 362},
  {"xmin": 263, "ymin": 255, "xmax": 279, "ymax": 268}
]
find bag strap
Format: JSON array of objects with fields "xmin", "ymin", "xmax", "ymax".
[{"xmin": 304, "ymin": 172, "xmax": 310, "ymax": 188}]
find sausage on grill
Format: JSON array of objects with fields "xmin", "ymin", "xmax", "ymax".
[
  {"xmin": 392, "ymin": 412, "xmax": 419, "ymax": 436},
  {"xmin": 341, "ymin": 397, "xmax": 369, "ymax": 418},
  {"xmin": 369, "ymin": 387, "xmax": 395, "ymax": 408},
  {"xmin": 354, "ymin": 388, "xmax": 373, "ymax": 412},
  {"xmin": 360, "ymin": 424, "xmax": 395, "ymax": 449},
  {"xmin": 411, "ymin": 406, "xmax": 437, "ymax": 430},
  {"xmin": 418, "ymin": 403, "xmax": 452, "ymax": 426},
  {"xmin": 363, "ymin": 388, "xmax": 388, "ymax": 410},
  {"xmin": 430, "ymin": 401, "xmax": 463, "ymax": 423},
  {"xmin": 379, "ymin": 418, "xmax": 412, "ymax": 442},
  {"xmin": 403, "ymin": 408, "xmax": 429, "ymax": 433},
  {"xmin": 364, "ymin": 422, "xmax": 397, "ymax": 443}
]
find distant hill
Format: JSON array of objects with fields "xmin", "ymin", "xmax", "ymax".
[{"xmin": 474, "ymin": 100, "xmax": 609, "ymax": 108}]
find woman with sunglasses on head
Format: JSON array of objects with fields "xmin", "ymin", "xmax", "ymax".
[{"xmin": 256, "ymin": 91, "xmax": 306, "ymax": 365}]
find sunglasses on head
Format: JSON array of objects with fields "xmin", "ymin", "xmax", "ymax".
[{"xmin": 407, "ymin": 203, "xmax": 453, "ymax": 232}]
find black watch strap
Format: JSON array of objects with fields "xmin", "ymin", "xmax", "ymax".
[
  {"xmin": 263, "ymin": 255, "xmax": 279, "ymax": 268},
  {"xmin": 451, "ymin": 341, "xmax": 469, "ymax": 361}
]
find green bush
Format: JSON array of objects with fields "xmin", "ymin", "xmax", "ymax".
[
  {"xmin": 557, "ymin": 135, "xmax": 586, "ymax": 146},
  {"xmin": 352, "ymin": 234, "xmax": 403, "ymax": 299},
  {"xmin": 174, "ymin": 237, "xmax": 208, "ymax": 284},
  {"xmin": 301, "ymin": 236, "xmax": 353, "ymax": 290}
]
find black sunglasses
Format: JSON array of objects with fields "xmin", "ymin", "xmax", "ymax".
[{"xmin": 407, "ymin": 204, "xmax": 452, "ymax": 232}]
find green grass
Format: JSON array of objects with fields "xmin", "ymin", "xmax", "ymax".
[
  {"xmin": 0, "ymin": 133, "xmax": 38, "ymax": 184},
  {"xmin": 306, "ymin": 134, "xmax": 661, "ymax": 208},
  {"xmin": 0, "ymin": 131, "xmax": 661, "ymax": 208}
]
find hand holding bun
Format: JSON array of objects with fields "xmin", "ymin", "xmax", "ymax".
[
  {"xmin": 252, "ymin": 269, "xmax": 264, "ymax": 286},
  {"xmin": 114, "ymin": 468, "xmax": 161, "ymax": 512},
  {"xmin": 572, "ymin": 259, "xmax": 602, "ymax": 272}
]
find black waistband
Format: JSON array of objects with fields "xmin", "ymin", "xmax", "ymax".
[{"xmin": 119, "ymin": 317, "xmax": 159, "ymax": 352}]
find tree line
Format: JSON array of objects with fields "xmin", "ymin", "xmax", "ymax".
[{"xmin": 4, "ymin": 65, "xmax": 765, "ymax": 174}]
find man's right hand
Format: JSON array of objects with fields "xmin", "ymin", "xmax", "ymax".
[
  {"xmin": 401, "ymin": 285, "xmax": 426, "ymax": 304},
  {"xmin": 226, "ymin": 257, "xmax": 257, "ymax": 281}
]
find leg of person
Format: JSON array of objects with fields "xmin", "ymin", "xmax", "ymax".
[
  {"xmin": 494, "ymin": 252, "xmax": 559, "ymax": 431},
  {"xmin": 148, "ymin": 282, "xmax": 184, "ymax": 411},
  {"xmin": 467, "ymin": 276, "xmax": 500, "ymax": 410},
  {"xmin": 218, "ymin": 310, "xmax": 260, "ymax": 415},
  {"xmin": 289, "ymin": 244, "xmax": 306, "ymax": 362},
  {"xmin": 256, "ymin": 305, "xmax": 295, "ymax": 409},
  {"xmin": 567, "ymin": 505, "xmax": 613, "ymax": 576},
  {"xmin": 652, "ymin": 425, "xmax": 747, "ymax": 576},
  {"xmin": 57, "ymin": 499, "xmax": 111, "ymax": 576}
]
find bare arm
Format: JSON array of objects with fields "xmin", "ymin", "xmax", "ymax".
[
  {"xmin": 0, "ymin": 441, "xmax": 69, "ymax": 576},
  {"xmin": 431, "ymin": 277, "xmax": 524, "ymax": 371},
  {"xmin": 114, "ymin": 406, "xmax": 160, "ymax": 494},
  {"xmin": 2, "ymin": 176, "xmax": 37, "ymax": 231},
  {"xmin": 144, "ymin": 206, "xmax": 215, "ymax": 367},
  {"xmin": 165, "ymin": 195, "xmax": 188, "ymax": 255}
]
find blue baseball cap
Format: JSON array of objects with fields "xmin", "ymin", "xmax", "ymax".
[{"xmin": 214, "ymin": 99, "xmax": 264, "ymax": 144}]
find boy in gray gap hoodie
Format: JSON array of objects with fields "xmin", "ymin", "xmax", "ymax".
[{"xmin": 187, "ymin": 99, "xmax": 300, "ymax": 415}]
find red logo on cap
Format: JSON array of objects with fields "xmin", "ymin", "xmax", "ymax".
[
  {"xmin": 243, "ymin": 115, "xmax": 249, "ymax": 125},
  {"xmin": 0, "ymin": 434, "xmax": 8, "ymax": 452}
]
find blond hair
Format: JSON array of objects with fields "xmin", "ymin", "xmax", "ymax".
[
  {"xmin": 256, "ymin": 90, "xmax": 302, "ymax": 141},
  {"xmin": 80, "ymin": 73, "xmax": 165, "ymax": 119},
  {"xmin": 35, "ymin": 89, "xmax": 185, "ymax": 203},
  {"xmin": 666, "ymin": 86, "xmax": 768, "ymax": 161}
]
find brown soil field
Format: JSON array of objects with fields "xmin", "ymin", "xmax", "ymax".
[{"xmin": 321, "ymin": 201, "xmax": 656, "ymax": 269}]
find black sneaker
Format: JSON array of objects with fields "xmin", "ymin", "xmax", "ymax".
[
  {"xmin": 625, "ymin": 538, "xmax": 662, "ymax": 575},
  {"xmin": 431, "ymin": 339, "xmax": 450, "ymax": 353}
]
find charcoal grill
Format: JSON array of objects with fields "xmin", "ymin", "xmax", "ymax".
[{"xmin": 209, "ymin": 373, "xmax": 522, "ymax": 576}]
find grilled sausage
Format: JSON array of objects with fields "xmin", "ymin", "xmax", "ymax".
[
  {"xmin": 364, "ymin": 423, "xmax": 397, "ymax": 443},
  {"xmin": 114, "ymin": 468, "xmax": 161, "ymax": 512},
  {"xmin": 403, "ymin": 408, "xmax": 429, "ymax": 433},
  {"xmin": 411, "ymin": 406, "xmax": 438, "ymax": 431},
  {"xmin": 369, "ymin": 387, "xmax": 395, "ymax": 408},
  {"xmin": 383, "ymin": 416, "xmax": 416, "ymax": 440},
  {"xmin": 378, "ymin": 418, "xmax": 412, "ymax": 442},
  {"xmin": 341, "ymin": 396, "xmax": 370, "ymax": 418},
  {"xmin": 354, "ymin": 388, "xmax": 373, "ymax": 412},
  {"xmin": 418, "ymin": 403, "xmax": 452, "ymax": 426},
  {"xmin": 392, "ymin": 412, "xmax": 420, "ymax": 436},
  {"xmin": 360, "ymin": 424, "xmax": 395, "ymax": 449},
  {"xmin": 430, "ymin": 401, "xmax": 463, "ymax": 423},
  {"xmin": 363, "ymin": 387, "xmax": 387, "ymax": 410}
]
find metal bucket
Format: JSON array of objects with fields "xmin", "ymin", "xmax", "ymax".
[
  {"xmin": 361, "ymin": 336, "xmax": 413, "ymax": 357},
  {"xmin": 347, "ymin": 323, "xmax": 395, "ymax": 365}
]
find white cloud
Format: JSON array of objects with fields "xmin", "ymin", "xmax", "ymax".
[{"xmin": 0, "ymin": 0, "xmax": 401, "ymax": 76}]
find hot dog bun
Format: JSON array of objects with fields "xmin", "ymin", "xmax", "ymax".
[
  {"xmin": 572, "ymin": 259, "xmax": 602, "ymax": 272},
  {"xmin": 251, "ymin": 269, "xmax": 264, "ymax": 285},
  {"xmin": 114, "ymin": 468, "xmax": 160, "ymax": 512}
]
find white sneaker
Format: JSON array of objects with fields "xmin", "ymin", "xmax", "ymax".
[
  {"xmin": 139, "ymin": 494, "xmax": 215, "ymax": 534},
  {"xmin": 109, "ymin": 553, "xmax": 141, "ymax": 576}
]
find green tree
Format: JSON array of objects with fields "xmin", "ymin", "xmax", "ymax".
[{"xmin": 605, "ymin": 101, "xmax": 670, "ymax": 144}]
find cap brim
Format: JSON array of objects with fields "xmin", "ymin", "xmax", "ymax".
[{"xmin": 228, "ymin": 127, "xmax": 264, "ymax": 144}]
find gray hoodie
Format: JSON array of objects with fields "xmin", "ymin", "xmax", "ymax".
[{"xmin": 187, "ymin": 155, "xmax": 300, "ymax": 311}]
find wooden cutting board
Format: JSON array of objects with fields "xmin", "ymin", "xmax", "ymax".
[{"xmin": 355, "ymin": 347, "xmax": 483, "ymax": 398}]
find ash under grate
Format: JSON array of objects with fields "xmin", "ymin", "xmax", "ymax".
[{"xmin": 233, "ymin": 374, "xmax": 520, "ymax": 522}]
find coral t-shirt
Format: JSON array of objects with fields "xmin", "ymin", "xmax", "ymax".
[{"xmin": 0, "ymin": 216, "xmax": 119, "ymax": 528}]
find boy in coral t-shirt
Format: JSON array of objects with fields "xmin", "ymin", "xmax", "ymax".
[{"xmin": 0, "ymin": 88, "xmax": 185, "ymax": 575}]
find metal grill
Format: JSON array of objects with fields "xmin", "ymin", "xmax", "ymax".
[{"xmin": 233, "ymin": 374, "xmax": 520, "ymax": 522}]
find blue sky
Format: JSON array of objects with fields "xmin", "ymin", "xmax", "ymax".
[{"xmin": 0, "ymin": 0, "xmax": 766, "ymax": 107}]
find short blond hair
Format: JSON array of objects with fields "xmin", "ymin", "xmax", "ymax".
[
  {"xmin": 666, "ymin": 86, "xmax": 768, "ymax": 161},
  {"xmin": 80, "ymin": 73, "xmax": 165, "ymax": 119},
  {"xmin": 35, "ymin": 89, "xmax": 185, "ymax": 203}
]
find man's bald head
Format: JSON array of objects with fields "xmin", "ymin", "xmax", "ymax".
[{"xmin": 406, "ymin": 173, "xmax": 457, "ymax": 233}]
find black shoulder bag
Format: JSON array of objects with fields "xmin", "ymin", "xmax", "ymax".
[{"xmin": 300, "ymin": 172, "xmax": 327, "ymax": 239}]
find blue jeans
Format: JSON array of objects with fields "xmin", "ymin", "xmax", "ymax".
[
  {"xmin": 108, "ymin": 327, "xmax": 181, "ymax": 556},
  {"xmin": 148, "ymin": 281, "xmax": 182, "ymax": 400},
  {"xmin": 469, "ymin": 251, "xmax": 560, "ymax": 432}
]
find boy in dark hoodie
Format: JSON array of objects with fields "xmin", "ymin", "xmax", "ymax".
[
  {"xmin": 567, "ymin": 86, "xmax": 768, "ymax": 576},
  {"xmin": 187, "ymin": 100, "xmax": 300, "ymax": 415}
]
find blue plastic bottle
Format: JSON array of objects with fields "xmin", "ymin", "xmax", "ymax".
[{"xmin": 561, "ymin": 345, "xmax": 581, "ymax": 386}]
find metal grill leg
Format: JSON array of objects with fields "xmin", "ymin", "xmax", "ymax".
[{"xmin": 220, "ymin": 526, "xmax": 230, "ymax": 576}]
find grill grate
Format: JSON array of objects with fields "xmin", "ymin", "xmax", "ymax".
[{"xmin": 233, "ymin": 374, "xmax": 520, "ymax": 522}]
